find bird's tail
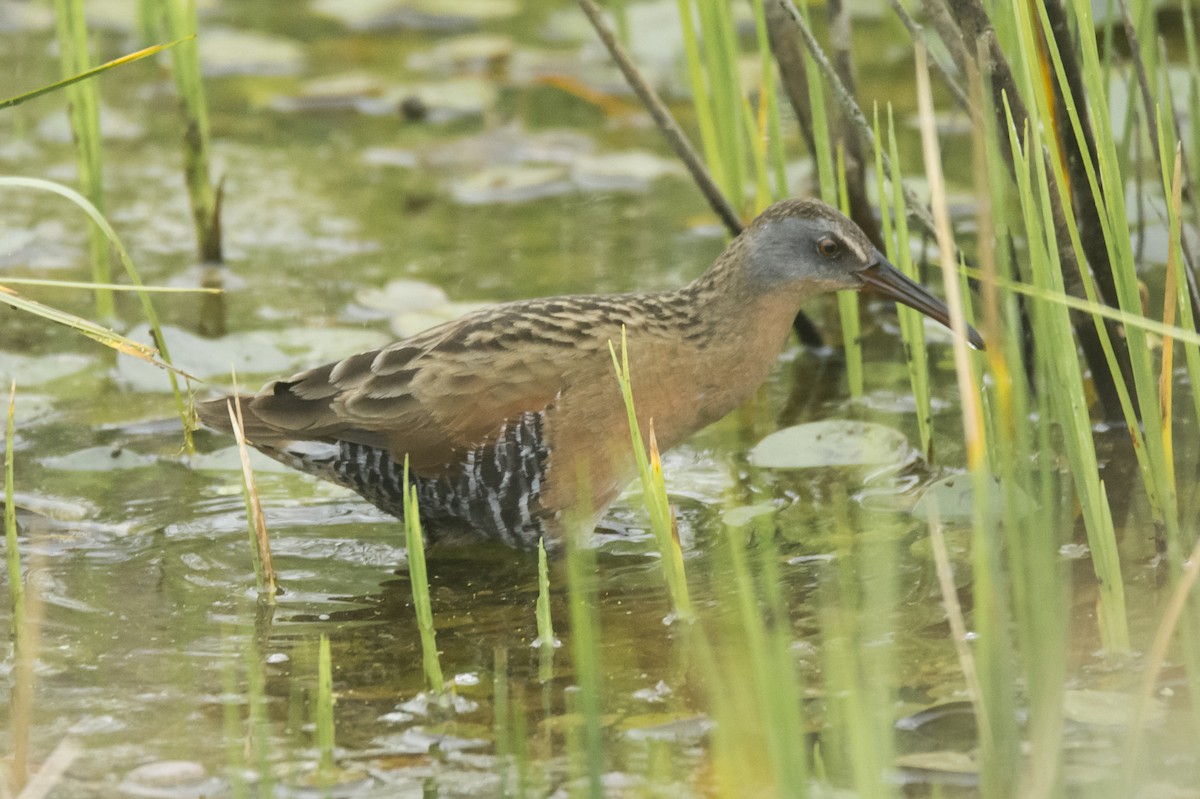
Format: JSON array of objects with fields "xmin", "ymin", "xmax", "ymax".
[{"xmin": 194, "ymin": 395, "xmax": 285, "ymax": 445}]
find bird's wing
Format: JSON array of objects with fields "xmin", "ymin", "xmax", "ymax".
[{"xmin": 234, "ymin": 299, "xmax": 616, "ymax": 475}]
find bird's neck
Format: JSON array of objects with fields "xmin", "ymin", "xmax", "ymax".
[{"xmin": 625, "ymin": 249, "xmax": 816, "ymax": 444}]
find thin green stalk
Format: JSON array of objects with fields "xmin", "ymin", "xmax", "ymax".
[
  {"xmin": 1035, "ymin": 0, "xmax": 1176, "ymax": 541},
  {"xmin": 835, "ymin": 143, "xmax": 863, "ymax": 398},
  {"xmin": 401, "ymin": 458, "xmax": 445, "ymax": 695},
  {"xmin": 696, "ymin": 0, "xmax": 747, "ymax": 213},
  {"xmin": 53, "ymin": 0, "xmax": 113, "ymax": 319},
  {"xmin": 5, "ymin": 380, "xmax": 27, "ymax": 795},
  {"xmin": 749, "ymin": 0, "xmax": 789, "ymax": 198},
  {"xmin": 243, "ymin": 638, "xmax": 274, "ymax": 799},
  {"xmin": 0, "ymin": 177, "xmax": 193, "ymax": 448},
  {"xmin": 162, "ymin": 0, "xmax": 222, "ymax": 264},
  {"xmin": 916, "ymin": 44, "xmax": 1018, "ymax": 799},
  {"xmin": 226, "ymin": 375, "xmax": 277, "ymax": 600},
  {"xmin": 609, "ymin": 330, "xmax": 692, "ymax": 622},
  {"xmin": 821, "ymin": 494, "xmax": 894, "ymax": 799},
  {"xmin": 494, "ymin": 647, "xmax": 511, "ymax": 794},
  {"xmin": 972, "ymin": 46, "xmax": 1068, "ymax": 799},
  {"xmin": 564, "ymin": 501, "xmax": 603, "ymax": 799},
  {"xmin": 315, "ymin": 634, "xmax": 336, "ymax": 780},
  {"xmin": 876, "ymin": 104, "xmax": 932, "ymax": 459},
  {"xmin": 221, "ymin": 637, "xmax": 248, "ymax": 799},
  {"xmin": 1007, "ymin": 109, "xmax": 1129, "ymax": 651},
  {"xmin": 535, "ymin": 538, "xmax": 556, "ymax": 648},
  {"xmin": 675, "ymin": 0, "xmax": 726, "ymax": 197},
  {"xmin": 0, "ymin": 37, "xmax": 190, "ymax": 111},
  {"xmin": 4, "ymin": 382, "xmax": 21, "ymax": 639},
  {"xmin": 715, "ymin": 514, "xmax": 807, "ymax": 797}
]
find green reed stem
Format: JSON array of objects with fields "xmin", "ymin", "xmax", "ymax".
[
  {"xmin": 315, "ymin": 634, "xmax": 336, "ymax": 779},
  {"xmin": 564, "ymin": 509, "xmax": 604, "ymax": 799},
  {"xmin": 242, "ymin": 637, "xmax": 274, "ymax": 799},
  {"xmin": 221, "ymin": 636, "xmax": 248, "ymax": 799},
  {"xmin": 4, "ymin": 382, "xmax": 20, "ymax": 640},
  {"xmin": 52, "ymin": 0, "xmax": 113, "ymax": 319},
  {"xmin": 1, "ymin": 37, "xmax": 190, "ymax": 111},
  {"xmin": 401, "ymin": 457, "xmax": 445, "ymax": 695},
  {"xmin": 226, "ymin": 374, "xmax": 276, "ymax": 600},
  {"xmin": 535, "ymin": 538, "xmax": 556, "ymax": 648},
  {"xmin": 161, "ymin": 0, "xmax": 222, "ymax": 264},
  {"xmin": 0, "ymin": 177, "xmax": 193, "ymax": 448},
  {"xmin": 610, "ymin": 329, "xmax": 692, "ymax": 622},
  {"xmin": 675, "ymin": 0, "xmax": 726, "ymax": 199},
  {"xmin": 835, "ymin": 144, "xmax": 863, "ymax": 398}
]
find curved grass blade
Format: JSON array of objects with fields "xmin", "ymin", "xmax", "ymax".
[
  {"xmin": 0, "ymin": 37, "xmax": 192, "ymax": 111},
  {"xmin": 0, "ymin": 176, "xmax": 195, "ymax": 445},
  {"xmin": 0, "ymin": 285, "xmax": 195, "ymax": 379}
]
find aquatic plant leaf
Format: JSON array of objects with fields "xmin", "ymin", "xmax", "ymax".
[
  {"xmin": 749, "ymin": 420, "xmax": 910, "ymax": 469},
  {"xmin": 721, "ymin": 503, "xmax": 776, "ymax": 528},
  {"xmin": 911, "ymin": 474, "xmax": 1037, "ymax": 524}
]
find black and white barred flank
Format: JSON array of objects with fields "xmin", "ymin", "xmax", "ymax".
[{"xmin": 274, "ymin": 411, "xmax": 553, "ymax": 548}]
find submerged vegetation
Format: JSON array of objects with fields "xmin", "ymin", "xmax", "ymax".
[{"xmin": 3, "ymin": 0, "xmax": 1200, "ymax": 797}]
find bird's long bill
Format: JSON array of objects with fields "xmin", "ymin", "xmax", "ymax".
[{"xmin": 858, "ymin": 257, "xmax": 985, "ymax": 350}]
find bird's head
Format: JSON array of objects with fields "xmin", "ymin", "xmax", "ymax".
[{"xmin": 741, "ymin": 199, "xmax": 984, "ymax": 349}]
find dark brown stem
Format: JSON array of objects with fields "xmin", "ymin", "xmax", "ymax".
[
  {"xmin": 576, "ymin": 0, "xmax": 741, "ymax": 236},
  {"xmin": 577, "ymin": 0, "xmax": 824, "ymax": 347},
  {"xmin": 764, "ymin": 0, "xmax": 819, "ymax": 167},
  {"xmin": 775, "ymin": 0, "xmax": 940, "ymax": 240},
  {"xmin": 826, "ymin": 0, "xmax": 884, "ymax": 251},
  {"xmin": 889, "ymin": 0, "xmax": 970, "ymax": 112},
  {"xmin": 953, "ymin": 0, "xmax": 1136, "ymax": 420},
  {"xmin": 1117, "ymin": 0, "xmax": 1200, "ymax": 314}
]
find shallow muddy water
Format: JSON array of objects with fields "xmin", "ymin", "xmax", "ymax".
[{"xmin": 1, "ymin": 1, "xmax": 1197, "ymax": 796}]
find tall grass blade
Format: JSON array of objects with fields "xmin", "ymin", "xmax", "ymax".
[
  {"xmin": 609, "ymin": 330, "xmax": 692, "ymax": 622},
  {"xmin": 535, "ymin": 538, "xmax": 556, "ymax": 648},
  {"xmin": 226, "ymin": 377, "xmax": 277, "ymax": 600},
  {"xmin": 401, "ymin": 457, "xmax": 445, "ymax": 695},
  {"xmin": 563, "ymin": 479, "xmax": 604, "ymax": 799},
  {"xmin": 4, "ymin": 382, "xmax": 22, "ymax": 649},
  {"xmin": 0, "ymin": 37, "xmax": 191, "ymax": 111},
  {"xmin": 52, "ymin": 0, "xmax": 113, "ymax": 319},
  {"xmin": 877, "ymin": 104, "xmax": 932, "ymax": 458},
  {"xmin": 835, "ymin": 144, "xmax": 863, "ymax": 398},
  {"xmin": 315, "ymin": 634, "xmax": 336, "ymax": 780},
  {"xmin": 0, "ymin": 176, "xmax": 194, "ymax": 446},
  {"xmin": 161, "ymin": 0, "xmax": 222, "ymax": 265}
]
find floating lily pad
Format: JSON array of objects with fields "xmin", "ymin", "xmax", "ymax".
[
  {"xmin": 450, "ymin": 164, "xmax": 572, "ymax": 205},
  {"xmin": 749, "ymin": 420, "xmax": 910, "ymax": 469},
  {"xmin": 0, "ymin": 1, "xmax": 54, "ymax": 33},
  {"xmin": 42, "ymin": 446, "xmax": 158, "ymax": 471},
  {"xmin": 571, "ymin": 150, "xmax": 684, "ymax": 192},
  {"xmin": 390, "ymin": 302, "xmax": 488, "ymax": 338},
  {"xmin": 37, "ymin": 106, "xmax": 145, "ymax": 144},
  {"xmin": 912, "ymin": 474, "xmax": 1037, "ymax": 524},
  {"xmin": 356, "ymin": 279, "xmax": 449, "ymax": 316},
  {"xmin": 273, "ymin": 75, "xmax": 494, "ymax": 120},
  {"xmin": 116, "ymin": 324, "xmax": 292, "ymax": 392},
  {"xmin": 0, "ymin": 351, "xmax": 92, "ymax": 386},
  {"xmin": 894, "ymin": 750, "xmax": 979, "ymax": 777},
  {"xmin": 1062, "ymin": 689, "xmax": 1165, "ymax": 727},
  {"xmin": 721, "ymin": 503, "xmax": 777, "ymax": 528},
  {"xmin": 312, "ymin": 0, "xmax": 517, "ymax": 32},
  {"xmin": 83, "ymin": 0, "xmax": 216, "ymax": 32},
  {"xmin": 116, "ymin": 325, "xmax": 390, "ymax": 393},
  {"xmin": 407, "ymin": 34, "xmax": 514, "ymax": 74},
  {"xmin": 198, "ymin": 28, "xmax": 305, "ymax": 77},
  {"xmin": 187, "ymin": 446, "xmax": 295, "ymax": 474},
  {"xmin": 118, "ymin": 760, "xmax": 220, "ymax": 798}
]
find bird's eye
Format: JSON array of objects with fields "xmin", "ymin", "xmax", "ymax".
[{"xmin": 817, "ymin": 237, "xmax": 840, "ymax": 257}]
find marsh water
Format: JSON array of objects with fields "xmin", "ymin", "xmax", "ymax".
[{"xmin": 1, "ymin": 1, "xmax": 1196, "ymax": 796}]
